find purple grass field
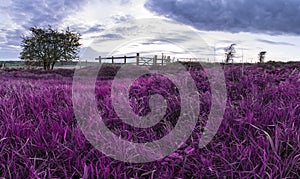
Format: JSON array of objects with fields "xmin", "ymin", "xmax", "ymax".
[{"xmin": 0, "ymin": 62, "xmax": 300, "ymax": 178}]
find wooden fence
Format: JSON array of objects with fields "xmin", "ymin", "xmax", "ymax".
[
  {"xmin": 95, "ymin": 53, "xmax": 176, "ymax": 66},
  {"xmin": 95, "ymin": 53, "xmax": 139, "ymax": 65}
]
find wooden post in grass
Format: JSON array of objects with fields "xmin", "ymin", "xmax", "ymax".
[
  {"xmin": 154, "ymin": 55, "xmax": 157, "ymax": 66},
  {"xmin": 95, "ymin": 56, "xmax": 102, "ymax": 64},
  {"xmin": 167, "ymin": 56, "xmax": 171, "ymax": 63},
  {"xmin": 124, "ymin": 56, "xmax": 127, "ymax": 64},
  {"xmin": 136, "ymin": 53, "xmax": 140, "ymax": 66},
  {"xmin": 111, "ymin": 56, "xmax": 114, "ymax": 64}
]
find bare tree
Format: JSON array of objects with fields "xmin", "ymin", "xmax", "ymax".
[
  {"xmin": 224, "ymin": 43, "xmax": 236, "ymax": 63},
  {"xmin": 258, "ymin": 51, "xmax": 266, "ymax": 63}
]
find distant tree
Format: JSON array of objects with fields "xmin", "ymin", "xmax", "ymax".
[
  {"xmin": 20, "ymin": 26, "xmax": 81, "ymax": 70},
  {"xmin": 224, "ymin": 43, "xmax": 236, "ymax": 63},
  {"xmin": 258, "ymin": 51, "xmax": 267, "ymax": 63}
]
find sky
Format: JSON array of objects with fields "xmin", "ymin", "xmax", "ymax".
[{"xmin": 1, "ymin": 0, "xmax": 300, "ymax": 62}]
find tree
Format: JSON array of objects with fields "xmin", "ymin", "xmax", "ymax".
[
  {"xmin": 258, "ymin": 51, "xmax": 266, "ymax": 63},
  {"xmin": 20, "ymin": 26, "xmax": 81, "ymax": 70},
  {"xmin": 224, "ymin": 43, "xmax": 236, "ymax": 63}
]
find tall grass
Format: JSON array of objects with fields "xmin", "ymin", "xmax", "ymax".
[{"xmin": 0, "ymin": 63, "xmax": 299, "ymax": 178}]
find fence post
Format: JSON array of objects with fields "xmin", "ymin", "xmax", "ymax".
[
  {"xmin": 167, "ymin": 56, "xmax": 171, "ymax": 63},
  {"xmin": 112, "ymin": 56, "xmax": 114, "ymax": 64},
  {"xmin": 99, "ymin": 56, "xmax": 101, "ymax": 64},
  {"xmin": 136, "ymin": 53, "xmax": 140, "ymax": 66},
  {"xmin": 124, "ymin": 56, "xmax": 126, "ymax": 64},
  {"xmin": 154, "ymin": 55, "xmax": 157, "ymax": 66}
]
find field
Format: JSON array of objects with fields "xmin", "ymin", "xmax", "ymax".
[{"xmin": 0, "ymin": 62, "xmax": 300, "ymax": 178}]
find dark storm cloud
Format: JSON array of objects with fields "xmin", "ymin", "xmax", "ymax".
[
  {"xmin": 8, "ymin": 0, "xmax": 87, "ymax": 28},
  {"xmin": 256, "ymin": 39, "xmax": 295, "ymax": 46},
  {"xmin": 145, "ymin": 0, "xmax": 300, "ymax": 35}
]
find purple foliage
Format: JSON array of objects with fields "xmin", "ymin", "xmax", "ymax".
[{"xmin": 0, "ymin": 63, "xmax": 300, "ymax": 178}]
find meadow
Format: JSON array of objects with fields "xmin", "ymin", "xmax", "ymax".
[{"xmin": 0, "ymin": 62, "xmax": 299, "ymax": 178}]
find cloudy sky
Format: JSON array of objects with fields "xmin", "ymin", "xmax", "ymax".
[{"xmin": 1, "ymin": 0, "xmax": 300, "ymax": 62}]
